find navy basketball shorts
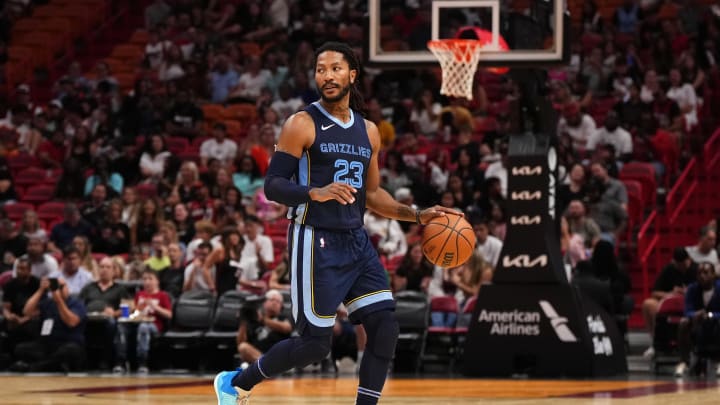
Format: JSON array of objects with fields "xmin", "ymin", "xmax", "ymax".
[{"xmin": 288, "ymin": 223, "xmax": 395, "ymax": 336}]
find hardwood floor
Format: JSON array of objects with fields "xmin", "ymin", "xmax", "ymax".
[{"xmin": 1, "ymin": 374, "xmax": 719, "ymax": 404}]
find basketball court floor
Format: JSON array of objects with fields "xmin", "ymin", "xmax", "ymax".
[{"xmin": 1, "ymin": 371, "xmax": 719, "ymax": 404}]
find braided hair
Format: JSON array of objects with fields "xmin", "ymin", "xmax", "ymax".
[{"xmin": 314, "ymin": 42, "xmax": 366, "ymax": 116}]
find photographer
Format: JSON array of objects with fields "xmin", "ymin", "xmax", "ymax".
[
  {"xmin": 10, "ymin": 277, "xmax": 86, "ymax": 372},
  {"xmin": 236, "ymin": 289, "xmax": 292, "ymax": 364}
]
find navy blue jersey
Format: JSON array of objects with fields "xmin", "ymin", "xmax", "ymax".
[{"xmin": 289, "ymin": 102, "xmax": 371, "ymax": 230}]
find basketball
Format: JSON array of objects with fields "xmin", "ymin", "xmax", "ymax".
[{"xmin": 421, "ymin": 214, "xmax": 476, "ymax": 268}]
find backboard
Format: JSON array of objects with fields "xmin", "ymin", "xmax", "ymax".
[{"xmin": 366, "ymin": 0, "xmax": 569, "ymax": 69}]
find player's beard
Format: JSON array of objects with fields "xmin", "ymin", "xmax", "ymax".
[{"xmin": 320, "ymin": 82, "xmax": 351, "ymax": 104}]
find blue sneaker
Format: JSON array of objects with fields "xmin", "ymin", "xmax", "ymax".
[{"xmin": 213, "ymin": 369, "xmax": 250, "ymax": 405}]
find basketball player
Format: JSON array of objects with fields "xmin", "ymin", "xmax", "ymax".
[{"xmin": 213, "ymin": 41, "xmax": 457, "ymax": 404}]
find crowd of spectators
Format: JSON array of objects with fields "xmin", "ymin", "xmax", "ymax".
[{"xmin": 0, "ymin": 0, "xmax": 719, "ymax": 373}]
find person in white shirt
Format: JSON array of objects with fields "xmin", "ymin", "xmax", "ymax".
[
  {"xmin": 239, "ymin": 216, "xmax": 274, "ymax": 284},
  {"xmin": 666, "ymin": 68, "xmax": 698, "ymax": 131},
  {"xmin": 144, "ymin": 29, "xmax": 172, "ymax": 69},
  {"xmin": 484, "ymin": 143, "xmax": 509, "ymax": 198},
  {"xmin": 686, "ymin": 226, "xmax": 719, "ymax": 275},
  {"xmin": 230, "ymin": 55, "xmax": 272, "ymax": 102},
  {"xmin": 472, "ymin": 220, "xmax": 503, "ymax": 268},
  {"xmin": 586, "ymin": 111, "xmax": 633, "ymax": 158},
  {"xmin": 640, "ymin": 69, "xmax": 659, "ymax": 103},
  {"xmin": 409, "ymin": 89, "xmax": 441, "ymax": 136},
  {"xmin": 139, "ymin": 134, "xmax": 172, "ymax": 180},
  {"xmin": 200, "ymin": 122, "xmax": 238, "ymax": 168},
  {"xmin": 271, "ymin": 83, "xmax": 304, "ymax": 120},
  {"xmin": 183, "ymin": 241, "xmax": 215, "ymax": 292},
  {"xmin": 51, "ymin": 247, "xmax": 94, "ymax": 295},
  {"xmin": 363, "ymin": 210, "xmax": 408, "ymax": 260},
  {"xmin": 12, "ymin": 237, "xmax": 59, "ymax": 279},
  {"xmin": 557, "ymin": 103, "xmax": 597, "ymax": 153}
]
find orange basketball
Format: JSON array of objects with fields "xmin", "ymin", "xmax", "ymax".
[{"xmin": 421, "ymin": 214, "xmax": 476, "ymax": 268}]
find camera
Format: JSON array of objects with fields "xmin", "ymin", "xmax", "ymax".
[
  {"xmin": 48, "ymin": 278, "xmax": 59, "ymax": 291},
  {"xmin": 239, "ymin": 294, "xmax": 266, "ymax": 323}
]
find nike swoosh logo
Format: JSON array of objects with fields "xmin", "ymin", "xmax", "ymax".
[{"xmin": 321, "ymin": 124, "xmax": 335, "ymax": 131}]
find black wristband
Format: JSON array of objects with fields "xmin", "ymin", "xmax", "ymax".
[{"xmin": 416, "ymin": 209, "xmax": 422, "ymax": 225}]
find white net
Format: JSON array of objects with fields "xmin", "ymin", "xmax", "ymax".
[{"xmin": 427, "ymin": 40, "xmax": 484, "ymax": 101}]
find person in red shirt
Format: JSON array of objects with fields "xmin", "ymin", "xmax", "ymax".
[
  {"xmin": 37, "ymin": 129, "xmax": 66, "ymax": 169},
  {"xmin": 116, "ymin": 269, "xmax": 172, "ymax": 374}
]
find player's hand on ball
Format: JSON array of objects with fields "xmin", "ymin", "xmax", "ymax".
[
  {"xmin": 418, "ymin": 205, "xmax": 463, "ymax": 225},
  {"xmin": 309, "ymin": 182, "xmax": 357, "ymax": 205}
]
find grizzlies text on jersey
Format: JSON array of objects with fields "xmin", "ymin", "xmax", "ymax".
[{"xmin": 289, "ymin": 101, "xmax": 371, "ymax": 230}]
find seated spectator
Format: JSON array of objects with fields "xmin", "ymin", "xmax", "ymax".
[
  {"xmin": 13, "ymin": 237, "xmax": 59, "ymax": 279},
  {"xmin": 79, "ymin": 257, "xmax": 129, "ymax": 370},
  {"xmin": 472, "ymin": 219, "xmax": 503, "ymax": 268},
  {"xmin": 367, "ymin": 98, "xmax": 396, "ymax": 150},
  {"xmin": 209, "ymin": 54, "xmax": 240, "ymax": 104},
  {"xmin": 11, "ymin": 277, "xmax": 86, "ymax": 372},
  {"xmin": 2, "ymin": 258, "xmax": 41, "ymax": 357},
  {"xmin": 233, "ymin": 155, "xmax": 265, "ymax": 206},
  {"xmin": 590, "ymin": 162, "xmax": 628, "ymax": 210},
  {"xmin": 139, "ymin": 134, "xmax": 171, "ymax": 182},
  {"xmin": 239, "ymin": 216, "xmax": 274, "ymax": 289},
  {"xmin": 410, "ymin": 89, "xmax": 441, "ymax": 138},
  {"xmin": 204, "ymin": 227, "xmax": 246, "ymax": 296},
  {"xmin": 117, "ymin": 269, "xmax": 172, "ymax": 374},
  {"xmin": 73, "ymin": 235, "xmax": 99, "ymax": 278},
  {"xmin": 236, "ymin": 289, "xmax": 292, "ymax": 365},
  {"xmin": 165, "ymin": 89, "xmax": 204, "ymax": 139},
  {"xmin": 170, "ymin": 203, "xmax": 195, "ymax": 245},
  {"xmin": 615, "ymin": 83, "xmax": 650, "ymax": 133},
  {"xmin": 448, "ymin": 250, "xmax": 492, "ymax": 308},
  {"xmin": 54, "ymin": 247, "xmax": 95, "ymax": 296},
  {"xmin": 200, "ymin": 123, "xmax": 238, "ymax": 168},
  {"xmin": 0, "ymin": 105, "xmax": 30, "ymax": 158},
  {"xmin": 641, "ymin": 247, "xmax": 697, "ymax": 358},
  {"xmin": 157, "ymin": 44, "xmax": 186, "ymax": 82},
  {"xmin": 557, "ymin": 102, "xmax": 597, "ymax": 154},
  {"xmin": 586, "ymin": 179, "xmax": 627, "ymax": 245},
  {"xmin": 84, "ymin": 156, "xmax": 124, "ymax": 197},
  {"xmin": 36, "ymin": 129, "xmax": 66, "ymax": 170},
  {"xmin": 174, "ymin": 161, "xmax": 202, "ymax": 204},
  {"xmin": 94, "ymin": 199, "xmax": 131, "ymax": 255},
  {"xmin": 271, "ymin": 82, "xmax": 304, "ymax": 120},
  {"xmin": 269, "ymin": 249, "xmax": 290, "ymax": 291},
  {"xmin": 185, "ymin": 220, "xmax": 219, "ymax": 262},
  {"xmin": 158, "ymin": 242, "xmax": 185, "ymax": 299},
  {"xmin": 587, "ymin": 111, "xmax": 633, "ymax": 160},
  {"xmin": 393, "ymin": 242, "xmax": 433, "ymax": 293},
  {"xmin": 484, "ymin": 145, "xmax": 509, "ymax": 199},
  {"xmin": 558, "ymin": 163, "xmax": 588, "ymax": 214},
  {"xmin": 144, "ymin": 28, "xmax": 172, "ymax": 69},
  {"xmin": 249, "ymin": 123, "xmax": 277, "ymax": 175},
  {"xmin": 49, "ymin": 203, "xmax": 93, "ymax": 253},
  {"xmin": 183, "ymin": 241, "xmax": 215, "ymax": 293},
  {"xmin": 144, "ymin": 234, "xmax": 170, "ymax": 272},
  {"xmin": 565, "ymin": 200, "xmax": 601, "ymax": 249},
  {"xmin": 228, "ymin": 55, "xmax": 271, "ymax": 103},
  {"xmin": 18, "ymin": 209, "xmax": 46, "ymax": 241},
  {"xmin": 675, "ymin": 262, "xmax": 720, "ymax": 377},
  {"xmin": 131, "ymin": 198, "xmax": 164, "ymax": 247},
  {"xmin": 0, "ymin": 219, "xmax": 27, "ymax": 271},
  {"xmin": 364, "ymin": 210, "xmax": 408, "ymax": 261},
  {"xmin": 666, "ymin": 67, "xmax": 698, "ymax": 131},
  {"xmin": 685, "ymin": 226, "xmax": 719, "ymax": 274}
]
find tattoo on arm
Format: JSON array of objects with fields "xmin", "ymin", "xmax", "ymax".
[{"xmin": 396, "ymin": 206, "xmax": 415, "ymax": 222}]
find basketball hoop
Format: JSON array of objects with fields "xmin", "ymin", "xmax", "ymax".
[
  {"xmin": 427, "ymin": 39, "xmax": 485, "ymax": 101},
  {"xmin": 428, "ymin": 27, "xmax": 509, "ymax": 101}
]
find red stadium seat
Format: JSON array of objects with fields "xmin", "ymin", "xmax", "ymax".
[
  {"xmin": 7, "ymin": 153, "xmax": 40, "ymax": 175},
  {"xmin": 620, "ymin": 162, "xmax": 657, "ymax": 208},
  {"xmin": 22, "ymin": 184, "xmax": 55, "ymax": 204},
  {"xmin": 13, "ymin": 167, "xmax": 51, "ymax": 188},
  {"xmin": 3, "ymin": 202, "xmax": 34, "ymax": 221},
  {"xmin": 166, "ymin": 137, "xmax": 190, "ymax": 154},
  {"xmin": 136, "ymin": 183, "xmax": 158, "ymax": 199},
  {"xmin": 37, "ymin": 201, "xmax": 67, "ymax": 222}
]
